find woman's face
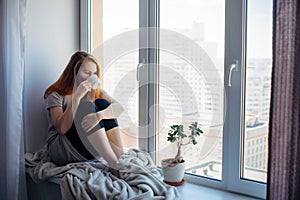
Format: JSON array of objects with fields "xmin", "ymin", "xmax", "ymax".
[{"xmin": 75, "ymin": 60, "xmax": 98, "ymax": 87}]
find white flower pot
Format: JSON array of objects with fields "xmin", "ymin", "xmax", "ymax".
[{"xmin": 161, "ymin": 158, "xmax": 185, "ymax": 185}]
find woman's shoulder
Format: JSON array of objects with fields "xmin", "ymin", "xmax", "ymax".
[
  {"xmin": 45, "ymin": 91, "xmax": 64, "ymax": 110},
  {"xmin": 46, "ymin": 91, "xmax": 64, "ymax": 100}
]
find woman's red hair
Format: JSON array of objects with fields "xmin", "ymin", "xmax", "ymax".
[{"xmin": 44, "ymin": 51, "xmax": 103, "ymax": 99}]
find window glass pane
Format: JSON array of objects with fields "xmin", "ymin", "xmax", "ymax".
[
  {"xmin": 91, "ymin": 0, "xmax": 139, "ymax": 149},
  {"xmin": 243, "ymin": 0, "xmax": 272, "ymax": 182},
  {"xmin": 158, "ymin": 0, "xmax": 225, "ymax": 180}
]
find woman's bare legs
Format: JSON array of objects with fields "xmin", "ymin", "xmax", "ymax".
[
  {"xmin": 105, "ymin": 126, "xmax": 124, "ymax": 158},
  {"xmin": 76, "ymin": 99, "xmax": 123, "ymax": 177},
  {"xmin": 93, "ymin": 98, "xmax": 124, "ymax": 159},
  {"xmin": 86, "ymin": 128, "xmax": 119, "ymax": 168}
]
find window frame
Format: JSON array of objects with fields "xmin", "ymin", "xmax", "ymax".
[
  {"xmin": 80, "ymin": 0, "xmax": 91, "ymax": 52},
  {"xmin": 84, "ymin": 0, "xmax": 268, "ymax": 198},
  {"xmin": 228, "ymin": 0, "xmax": 268, "ymax": 197},
  {"xmin": 225, "ymin": 0, "xmax": 266, "ymax": 198}
]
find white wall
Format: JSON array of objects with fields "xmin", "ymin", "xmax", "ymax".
[{"xmin": 25, "ymin": 0, "xmax": 79, "ymax": 152}]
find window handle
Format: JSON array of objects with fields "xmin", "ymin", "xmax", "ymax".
[
  {"xmin": 228, "ymin": 60, "xmax": 238, "ymax": 87},
  {"xmin": 137, "ymin": 59, "xmax": 145, "ymax": 81}
]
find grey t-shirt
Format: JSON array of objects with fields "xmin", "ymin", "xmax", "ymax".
[
  {"xmin": 45, "ymin": 91, "xmax": 70, "ymax": 132},
  {"xmin": 44, "ymin": 92, "xmax": 88, "ymax": 165}
]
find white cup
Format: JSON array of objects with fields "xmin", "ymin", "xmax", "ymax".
[{"xmin": 87, "ymin": 74, "xmax": 101, "ymax": 89}]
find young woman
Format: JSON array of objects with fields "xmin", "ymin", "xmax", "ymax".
[{"xmin": 44, "ymin": 51, "xmax": 124, "ymax": 175}]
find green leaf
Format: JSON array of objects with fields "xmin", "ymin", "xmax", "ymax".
[
  {"xmin": 178, "ymin": 131, "xmax": 187, "ymax": 138},
  {"xmin": 170, "ymin": 125, "xmax": 179, "ymax": 130},
  {"xmin": 179, "ymin": 125, "xmax": 184, "ymax": 131},
  {"xmin": 197, "ymin": 128, "xmax": 203, "ymax": 133},
  {"xmin": 167, "ymin": 136, "xmax": 176, "ymax": 143}
]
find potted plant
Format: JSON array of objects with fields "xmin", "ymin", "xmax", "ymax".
[{"xmin": 161, "ymin": 121, "xmax": 203, "ymax": 186}]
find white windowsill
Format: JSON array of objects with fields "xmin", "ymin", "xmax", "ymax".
[
  {"xmin": 28, "ymin": 169, "xmax": 261, "ymax": 200},
  {"xmin": 177, "ymin": 181, "xmax": 261, "ymax": 200}
]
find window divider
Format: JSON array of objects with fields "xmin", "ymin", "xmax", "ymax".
[{"xmin": 80, "ymin": 0, "xmax": 91, "ymax": 52}]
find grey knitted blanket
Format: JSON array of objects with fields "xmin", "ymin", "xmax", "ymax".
[{"xmin": 25, "ymin": 144, "xmax": 181, "ymax": 200}]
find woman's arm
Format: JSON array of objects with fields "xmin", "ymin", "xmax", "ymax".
[
  {"xmin": 49, "ymin": 98, "xmax": 80, "ymax": 134},
  {"xmin": 50, "ymin": 80, "xmax": 92, "ymax": 134},
  {"xmin": 96, "ymin": 90, "xmax": 125, "ymax": 120}
]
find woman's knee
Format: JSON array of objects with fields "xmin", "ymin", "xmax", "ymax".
[
  {"xmin": 103, "ymin": 119, "xmax": 119, "ymax": 131},
  {"xmin": 94, "ymin": 98, "xmax": 110, "ymax": 111},
  {"xmin": 75, "ymin": 101, "xmax": 97, "ymax": 124}
]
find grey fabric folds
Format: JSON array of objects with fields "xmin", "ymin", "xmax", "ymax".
[{"xmin": 25, "ymin": 147, "xmax": 181, "ymax": 200}]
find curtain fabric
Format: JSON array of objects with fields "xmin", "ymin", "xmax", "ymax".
[
  {"xmin": 0, "ymin": 0, "xmax": 27, "ymax": 199},
  {"xmin": 267, "ymin": 0, "xmax": 300, "ymax": 199}
]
